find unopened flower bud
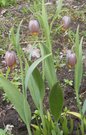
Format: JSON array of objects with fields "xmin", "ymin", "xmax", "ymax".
[
  {"xmin": 61, "ymin": 16, "xmax": 71, "ymax": 30},
  {"xmin": 66, "ymin": 51, "xmax": 77, "ymax": 68},
  {"xmin": 5, "ymin": 51, "xmax": 16, "ymax": 68},
  {"xmin": 28, "ymin": 19, "xmax": 40, "ymax": 35}
]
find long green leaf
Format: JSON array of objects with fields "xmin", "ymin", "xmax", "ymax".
[
  {"xmin": 78, "ymin": 36, "xmax": 83, "ymax": 86},
  {"xmin": 27, "ymin": 67, "xmax": 44, "ymax": 108},
  {"xmin": 25, "ymin": 54, "xmax": 51, "ymax": 108},
  {"xmin": 42, "ymin": 0, "xmax": 51, "ymax": 51},
  {"xmin": 75, "ymin": 26, "xmax": 83, "ymax": 93},
  {"xmin": 0, "ymin": 76, "xmax": 31, "ymax": 125},
  {"xmin": 40, "ymin": 44, "xmax": 57, "ymax": 89},
  {"xmin": 82, "ymin": 99, "xmax": 86, "ymax": 115},
  {"xmin": 16, "ymin": 20, "xmax": 23, "ymax": 47},
  {"xmin": 61, "ymin": 116, "xmax": 69, "ymax": 135},
  {"xmin": 25, "ymin": 53, "xmax": 51, "ymax": 91},
  {"xmin": 56, "ymin": 0, "xmax": 63, "ymax": 15},
  {"xmin": 49, "ymin": 82, "xmax": 64, "ymax": 121},
  {"xmin": 10, "ymin": 26, "xmax": 16, "ymax": 48},
  {"xmin": 50, "ymin": 0, "xmax": 63, "ymax": 30},
  {"xmin": 66, "ymin": 111, "xmax": 81, "ymax": 119}
]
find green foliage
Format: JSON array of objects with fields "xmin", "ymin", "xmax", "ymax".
[
  {"xmin": 40, "ymin": 45, "xmax": 57, "ymax": 89},
  {"xmin": 0, "ymin": 76, "xmax": 31, "ymax": 126},
  {"xmin": 0, "ymin": 0, "xmax": 16, "ymax": 7},
  {"xmin": 49, "ymin": 82, "xmax": 64, "ymax": 121},
  {"xmin": 41, "ymin": 0, "xmax": 51, "ymax": 51},
  {"xmin": 64, "ymin": 79, "xmax": 73, "ymax": 86},
  {"xmin": 50, "ymin": 0, "xmax": 63, "ymax": 30},
  {"xmin": 25, "ymin": 54, "xmax": 51, "ymax": 108},
  {"xmin": 0, "ymin": 129, "xmax": 7, "ymax": 135},
  {"xmin": 0, "ymin": 0, "xmax": 85, "ymax": 135},
  {"xmin": 0, "ymin": 19, "xmax": 64, "ymax": 135},
  {"xmin": 26, "ymin": 62, "xmax": 45, "ymax": 109},
  {"xmin": 0, "ymin": 48, "xmax": 5, "ymax": 55},
  {"xmin": 74, "ymin": 26, "xmax": 84, "ymax": 134},
  {"xmin": 0, "ymin": 128, "xmax": 13, "ymax": 135},
  {"xmin": 75, "ymin": 26, "xmax": 83, "ymax": 94},
  {"xmin": 61, "ymin": 116, "xmax": 69, "ymax": 135},
  {"xmin": 82, "ymin": 100, "xmax": 86, "ymax": 115}
]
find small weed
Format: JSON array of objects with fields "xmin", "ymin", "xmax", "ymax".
[{"xmin": 64, "ymin": 79, "xmax": 73, "ymax": 86}]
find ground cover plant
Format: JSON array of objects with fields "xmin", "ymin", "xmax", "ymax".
[
  {"xmin": 0, "ymin": 0, "xmax": 16, "ymax": 7},
  {"xmin": 0, "ymin": 0, "xmax": 86, "ymax": 135}
]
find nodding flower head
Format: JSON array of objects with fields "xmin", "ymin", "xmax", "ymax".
[
  {"xmin": 61, "ymin": 16, "xmax": 71, "ymax": 30},
  {"xmin": 28, "ymin": 19, "xmax": 40, "ymax": 35},
  {"xmin": 5, "ymin": 51, "xmax": 16, "ymax": 68},
  {"xmin": 66, "ymin": 50, "xmax": 77, "ymax": 68}
]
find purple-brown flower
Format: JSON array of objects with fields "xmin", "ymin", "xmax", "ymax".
[
  {"xmin": 66, "ymin": 50, "xmax": 77, "ymax": 68},
  {"xmin": 5, "ymin": 51, "xmax": 16, "ymax": 68},
  {"xmin": 61, "ymin": 16, "xmax": 71, "ymax": 30},
  {"xmin": 28, "ymin": 19, "xmax": 40, "ymax": 35}
]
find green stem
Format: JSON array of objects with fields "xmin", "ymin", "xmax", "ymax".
[
  {"xmin": 17, "ymin": 46, "xmax": 27, "ymax": 97},
  {"xmin": 54, "ymin": 121, "xmax": 62, "ymax": 135},
  {"xmin": 27, "ymin": 125, "xmax": 32, "ymax": 135},
  {"xmin": 6, "ymin": 67, "xmax": 10, "ymax": 79},
  {"xmin": 19, "ymin": 57, "xmax": 25, "ymax": 95},
  {"xmin": 76, "ymin": 93, "xmax": 84, "ymax": 135},
  {"xmin": 39, "ymin": 102, "xmax": 47, "ymax": 135}
]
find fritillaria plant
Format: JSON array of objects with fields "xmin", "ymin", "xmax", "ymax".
[
  {"xmin": 66, "ymin": 50, "xmax": 77, "ymax": 68},
  {"xmin": 5, "ymin": 51, "xmax": 16, "ymax": 68},
  {"xmin": 61, "ymin": 16, "xmax": 71, "ymax": 30},
  {"xmin": 28, "ymin": 19, "xmax": 40, "ymax": 36}
]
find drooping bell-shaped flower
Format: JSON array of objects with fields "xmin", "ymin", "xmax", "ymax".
[
  {"xmin": 66, "ymin": 50, "xmax": 77, "ymax": 68},
  {"xmin": 28, "ymin": 19, "xmax": 40, "ymax": 35},
  {"xmin": 5, "ymin": 51, "xmax": 16, "ymax": 68},
  {"xmin": 61, "ymin": 16, "xmax": 71, "ymax": 30}
]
